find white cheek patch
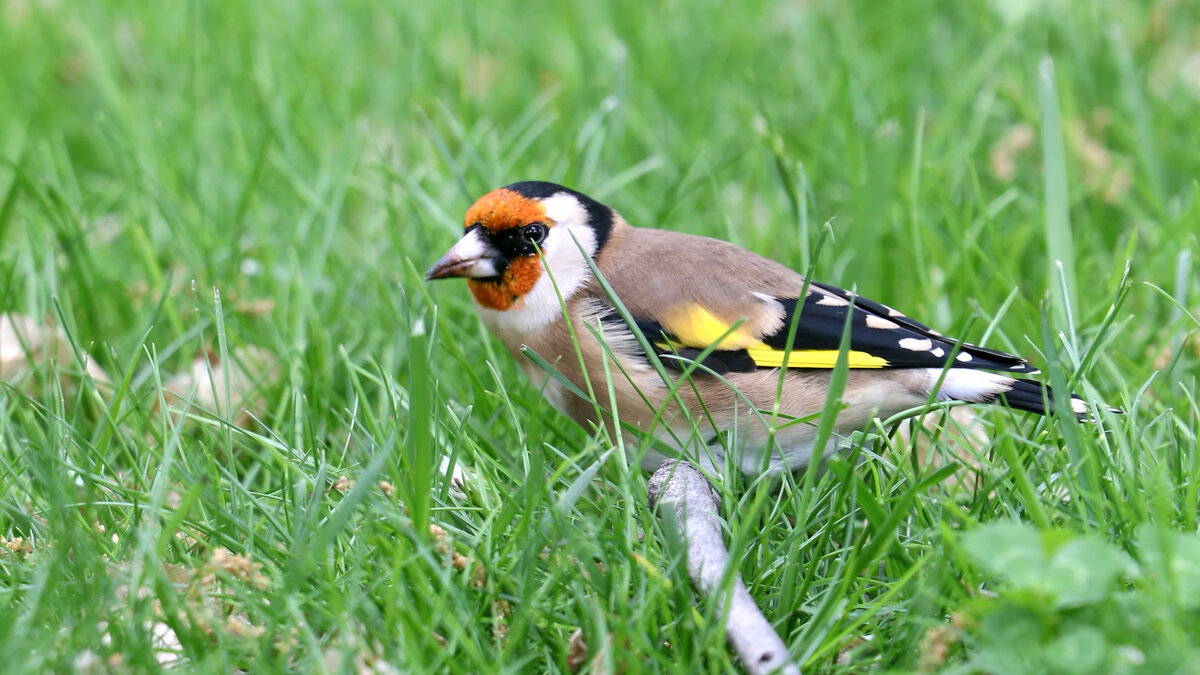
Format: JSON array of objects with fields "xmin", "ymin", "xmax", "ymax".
[{"xmin": 541, "ymin": 193, "xmax": 591, "ymax": 230}]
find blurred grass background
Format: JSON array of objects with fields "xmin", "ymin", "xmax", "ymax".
[{"xmin": 1, "ymin": 0, "xmax": 1198, "ymax": 672}]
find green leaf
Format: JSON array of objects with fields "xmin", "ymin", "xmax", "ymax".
[
  {"xmin": 1038, "ymin": 55, "xmax": 1078, "ymax": 334},
  {"xmin": 1135, "ymin": 525, "xmax": 1200, "ymax": 609},
  {"xmin": 1045, "ymin": 625, "xmax": 1108, "ymax": 675},
  {"xmin": 1044, "ymin": 537, "xmax": 1125, "ymax": 609},
  {"xmin": 970, "ymin": 603, "xmax": 1045, "ymax": 675},
  {"xmin": 962, "ymin": 520, "xmax": 1046, "ymax": 590}
]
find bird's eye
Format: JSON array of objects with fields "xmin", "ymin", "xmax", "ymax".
[{"xmin": 522, "ymin": 223, "xmax": 547, "ymax": 244}]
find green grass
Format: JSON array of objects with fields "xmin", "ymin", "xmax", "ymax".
[{"xmin": 2, "ymin": 0, "xmax": 1199, "ymax": 672}]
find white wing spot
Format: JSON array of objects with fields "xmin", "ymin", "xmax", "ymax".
[
  {"xmin": 865, "ymin": 315, "xmax": 900, "ymax": 330},
  {"xmin": 1071, "ymin": 398, "xmax": 1088, "ymax": 415},
  {"xmin": 931, "ymin": 347, "xmax": 946, "ymax": 358},
  {"xmin": 816, "ymin": 295, "xmax": 849, "ymax": 307},
  {"xmin": 956, "ymin": 352, "xmax": 973, "ymax": 362},
  {"xmin": 886, "ymin": 307, "xmax": 905, "ymax": 317},
  {"xmin": 899, "ymin": 338, "xmax": 933, "ymax": 352}
]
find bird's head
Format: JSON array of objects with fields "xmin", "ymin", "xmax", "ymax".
[{"xmin": 426, "ymin": 182, "xmax": 614, "ymax": 312}]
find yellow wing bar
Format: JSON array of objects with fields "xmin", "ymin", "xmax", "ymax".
[{"xmin": 657, "ymin": 303, "xmax": 889, "ymax": 369}]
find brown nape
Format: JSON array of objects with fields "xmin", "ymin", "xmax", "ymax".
[
  {"xmin": 464, "ymin": 189, "xmax": 548, "ymax": 234},
  {"xmin": 467, "ymin": 256, "xmax": 542, "ymax": 310}
]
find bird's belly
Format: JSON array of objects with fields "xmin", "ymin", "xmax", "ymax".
[
  {"xmin": 519, "ymin": 358, "xmax": 858, "ymax": 477},
  {"xmin": 507, "ymin": 321, "xmax": 912, "ymax": 477},
  {"xmin": 642, "ymin": 416, "xmax": 839, "ymax": 477}
]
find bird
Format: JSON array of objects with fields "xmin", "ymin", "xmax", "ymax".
[{"xmin": 426, "ymin": 181, "xmax": 1117, "ymax": 476}]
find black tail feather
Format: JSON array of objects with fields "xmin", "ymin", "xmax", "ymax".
[
  {"xmin": 993, "ymin": 378, "xmax": 1121, "ymax": 420},
  {"xmin": 993, "ymin": 378, "xmax": 1067, "ymax": 417}
]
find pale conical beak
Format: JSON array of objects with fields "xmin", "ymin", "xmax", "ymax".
[{"xmin": 425, "ymin": 228, "xmax": 504, "ymax": 280}]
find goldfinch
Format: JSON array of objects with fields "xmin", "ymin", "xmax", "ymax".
[{"xmin": 427, "ymin": 181, "xmax": 1114, "ymax": 476}]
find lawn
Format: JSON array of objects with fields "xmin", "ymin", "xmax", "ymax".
[{"xmin": 1, "ymin": 0, "xmax": 1198, "ymax": 672}]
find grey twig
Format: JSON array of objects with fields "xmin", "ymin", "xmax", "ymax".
[{"xmin": 647, "ymin": 461, "xmax": 801, "ymax": 675}]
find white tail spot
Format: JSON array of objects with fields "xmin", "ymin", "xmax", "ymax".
[
  {"xmin": 899, "ymin": 338, "xmax": 933, "ymax": 352},
  {"xmin": 866, "ymin": 315, "xmax": 900, "ymax": 330}
]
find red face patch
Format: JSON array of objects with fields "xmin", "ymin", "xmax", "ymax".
[
  {"xmin": 464, "ymin": 188, "xmax": 549, "ymax": 234},
  {"xmin": 467, "ymin": 257, "xmax": 542, "ymax": 311},
  {"xmin": 462, "ymin": 189, "xmax": 549, "ymax": 310}
]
